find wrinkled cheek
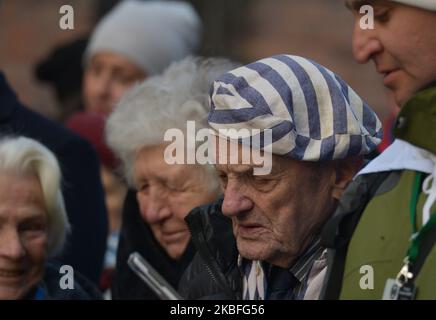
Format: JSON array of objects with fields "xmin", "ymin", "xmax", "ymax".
[
  {"xmin": 165, "ymin": 237, "xmax": 190, "ymax": 260},
  {"xmin": 29, "ymin": 240, "xmax": 47, "ymax": 290},
  {"xmin": 137, "ymin": 198, "xmax": 151, "ymax": 223},
  {"xmin": 273, "ymin": 225, "xmax": 298, "ymax": 250},
  {"xmin": 149, "ymin": 224, "xmax": 162, "ymax": 242},
  {"xmin": 138, "ymin": 208, "xmax": 149, "ymax": 223},
  {"xmin": 171, "ymin": 205, "xmax": 191, "ymax": 222}
]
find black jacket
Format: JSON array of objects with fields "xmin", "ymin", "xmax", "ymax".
[
  {"xmin": 178, "ymin": 198, "xmax": 242, "ymax": 300},
  {"xmin": 0, "ymin": 72, "xmax": 107, "ymax": 284},
  {"xmin": 112, "ymin": 190, "xmax": 196, "ymax": 299}
]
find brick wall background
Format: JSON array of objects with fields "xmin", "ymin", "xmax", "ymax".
[
  {"xmin": 196, "ymin": 0, "xmax": 392, "ymax": 118},
  {"xmin": 0, "ymin": 0, "xmax": 392, "ymax": 120},
  {"xmin": 0, "ymin": 0, "xmax": 97, "ymax": 118}
]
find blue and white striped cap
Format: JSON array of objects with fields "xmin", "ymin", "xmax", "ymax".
[{"xmin": 208, "ymin": 54, "xmax": 383, "ymax": 161}]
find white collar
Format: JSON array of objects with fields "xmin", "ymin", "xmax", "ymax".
[
  {"xmin": 357, "ymin": 139, "xmax": 436, "ymax": 225},
  {"xmin": 358, "ymin": 139, "xmax": 435, "ymax": 176}
]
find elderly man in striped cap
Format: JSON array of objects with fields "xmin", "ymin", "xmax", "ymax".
[
  {"xmin": 178, "ymin": 54, "xmax": 382, "ymax": 300},
  {"xmin": 321, "ymin": 0, "xmax": 436, "ymax": 300}
]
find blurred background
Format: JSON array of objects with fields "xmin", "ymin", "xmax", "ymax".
[{"xmin": 0, "ymin": 0, "xmax": 392, "ymax": 121}]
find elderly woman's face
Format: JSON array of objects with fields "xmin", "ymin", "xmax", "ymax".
[
  {"xmin": 83, "ymin": 52, "xmax": 146, "ymax": 115},
  {"xmin": 134, "ymin": 145, "xmax": 218, "ymax": 260},
  {"xmin": 0, "ymin": 173, "xmax": 47, "ymax": 299}
]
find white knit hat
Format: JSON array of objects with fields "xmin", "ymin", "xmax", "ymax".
[
  {"xmin": 85, "ymin": 0, "xmax": 202, "ymax": 76},
  {"xmin": 390, "ymin": 0, "xmax": 436, "ymax": 11}
]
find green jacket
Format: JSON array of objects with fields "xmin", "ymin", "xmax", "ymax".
[{"xmin": 321, "ymin": 84, "xmax": 436, "ymax": 300}]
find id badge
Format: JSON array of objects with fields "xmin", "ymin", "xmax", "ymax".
[{"xmin": 382, "ymin": 279, "xmax": 417, "ymax": 300}]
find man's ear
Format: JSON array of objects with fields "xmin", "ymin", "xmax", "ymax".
[{"xmin": 331, "ymin": 156, "xmax": 363, "ymax": 200}]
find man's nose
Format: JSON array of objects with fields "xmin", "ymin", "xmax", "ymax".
[
  {"xmin": 221, "ymin": 179, "xmax": 254, "ymax": 217},
  {"xmin": 0, "ymin": 229, "xmax": 26, "ymax": 260},
  {"xmin": 352, "ymin": 21, "xmax": 383, "ymax": 64}
]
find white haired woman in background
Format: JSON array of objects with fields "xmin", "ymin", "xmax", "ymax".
[
  {"xmin": 106, "ymin": 57, "xmax": 239, "ymax": 299},
  {"xmin": 0, "ymin": 136, "xmax": 100, "ymax": 300},
  {"xmin": 77, "ymin": 0, "xmax": 202, "ymax": 292}
]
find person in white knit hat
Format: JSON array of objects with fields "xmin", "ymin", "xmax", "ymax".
[
  {"xmin": 82, "ymin": 0, "xmax": 202, "ymax": 115},
  {"xmin": 320, "ymin": 0, "xmax": 436, "ymax": 300}
]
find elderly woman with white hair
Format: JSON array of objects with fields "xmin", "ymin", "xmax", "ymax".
[
  {"xmin": 79, "ymin": 0, "xmax": 201, "ymax": 290},
  {"xmin": 0, "ymin": 136, "xmax": 101, "ymax": 300},
  {"xmin": 106, "ymin": 57, "xmax": 238, "ymax": 299}
]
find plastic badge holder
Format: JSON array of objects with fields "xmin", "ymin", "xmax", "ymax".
[{"xmin": 127, "ymin": 252, "xmax": 182, "ymax": 300}]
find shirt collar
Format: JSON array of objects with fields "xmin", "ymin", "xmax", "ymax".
[
  {"xmin": 288, "ymin": 235, "xmax": 323, "ymax": 284},
  {"xmin": 358, "ymin": 139, "xmax": 435, "ymax": 176},
  {"xmin": 238, "ymin": 256, "xmax": 270, "ymax": 277},
  {"xmin": 238, "ymin": 234, "xmax": 324, "ymax": 285}
]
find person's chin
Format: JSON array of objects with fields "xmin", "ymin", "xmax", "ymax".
[
  {"xmin": 237, "ymin": 245, "xmax": 268, "ymax": 262},
  {"xmin": 236, "ymin": 236, "xmax": 271, "ymax": 262},
  {"xmin": 385, "ymin": 77, "xmax": 417, "ymax": 107},
  {"xmin": 161, "ymin": 235, "xmax": 190, "ymax": 260},
  {"xmin": 0, "ymin": 283, "xmax": 31, "ymax": 300},
  {"xmin": 165, "ymin": 245, "xmax": 185, "ymax": 260},
  {"xmin": 392, "ymin": 88, "xmax": 415, "ymax": 107},
  {"xmin": 88, "ymin": 103, "xmax": 112, "ymax": 115}
]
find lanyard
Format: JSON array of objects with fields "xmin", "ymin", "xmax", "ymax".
[{"xmin": 396, "ymin": 172, "xmax": 436, "ymax": 285}]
